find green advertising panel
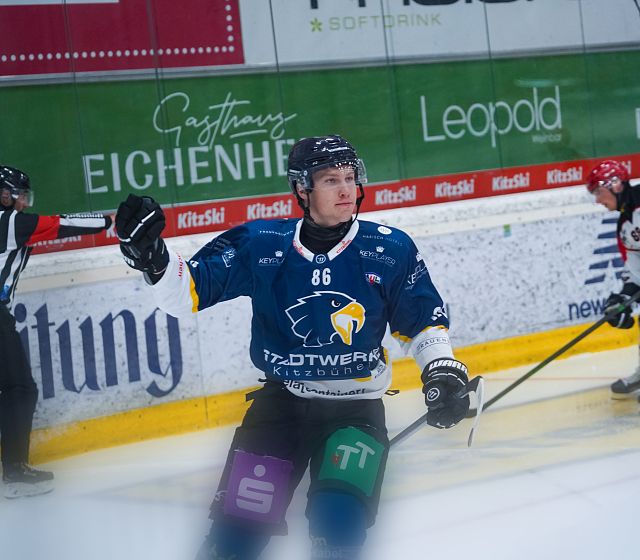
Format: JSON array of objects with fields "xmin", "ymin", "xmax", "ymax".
[
  {"xmin": 396, "ymin": 53, "xmax": 597, "ymax": 176},
  {"xmin": 1, "ymin": 50, "xmax": 638, "ymax": 215},
  {"xmin": 585, "ymin": 50, "xmax": 640, "ymax": 157}
]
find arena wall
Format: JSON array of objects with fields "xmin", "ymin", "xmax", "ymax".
[{"xmin": 18, "ymin": 185, "xmax": 636, "ymax": 461}]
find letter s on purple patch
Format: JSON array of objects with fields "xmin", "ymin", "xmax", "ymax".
[{"xmin": 223, "ymin": 450, "xmax": 294, "ymax": 524}]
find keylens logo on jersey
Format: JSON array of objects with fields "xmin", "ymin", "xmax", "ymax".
[
  {"xmin": 247, "ymin": 200, "xmax": 293, "ymax": 220},
  {"xmin": 285, "ymin": 291, "xmax": 365, "ymax": 347}
]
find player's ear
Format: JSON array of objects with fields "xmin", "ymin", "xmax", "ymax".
[{"xmin": 297, "ymin": 186, "xmax": 309, "ymax": 201}]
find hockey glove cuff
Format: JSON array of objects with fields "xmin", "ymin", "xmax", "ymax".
[
  {"xmin": 120, "ymin": 237, "xmax": 169, "ymax": 275},
  {"xmin": 116, "ymin": 194, "xmax": 166, "ymax": 249},
  {"xmin": 604, "ymin": 288, "xmax": 637, "ymax": 329},
  {"xmin": 116, "ymin": 194, "xmax": 168, "ymax": 275},
  {"xmin": 421, "ymin": 358, "xmax": 470, "ymax": 429}
]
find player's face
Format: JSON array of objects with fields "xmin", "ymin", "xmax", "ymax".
[
  {"xmin": 0, "ymin": 188, "xmax": 12, "ymax": 208},
  {"xmin": 13, "ymin": 192, "xmax": 30, "ymax": 212},
  {"xmin": 592, "ymin": 185, "xmax": 618, "ymax": 211},
  {"xmin": 304, "ymin": 165, "xmax": 357, "ymax": 227},
  {"xmin": 1, "ymin": 188, "xmax": 30, "ymax": 211}
]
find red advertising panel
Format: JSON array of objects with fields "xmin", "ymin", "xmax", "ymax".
[
  {"xmin": 0, "ymin": 0, "xmax": 243, "ymax": 76},
  {"xmin": 30, "ymin": 154, "xmax": 640, "ymax": 256}
]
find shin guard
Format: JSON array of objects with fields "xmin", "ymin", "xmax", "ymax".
[{"xmin": 308, "ymin": 491, "xmax": 367, "ymax": 560}]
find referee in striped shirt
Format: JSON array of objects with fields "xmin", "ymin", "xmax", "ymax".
[{"xmin": 0, "ymin": 165, "xmax": 111, "ymax": 498}]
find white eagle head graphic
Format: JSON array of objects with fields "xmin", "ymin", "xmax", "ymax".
[{"xmin": 285, "ymin": 291, "xmax": 366, "ymax": 347}]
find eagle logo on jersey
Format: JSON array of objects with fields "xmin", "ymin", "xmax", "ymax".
[{"xmin": 285, "ymin": 291, "xmax": 365, "ymax": 347}]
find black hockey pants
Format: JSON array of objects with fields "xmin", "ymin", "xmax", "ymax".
[{"xmin": 0, "ymin": 304, "xmax": 38, "ymax": 468}]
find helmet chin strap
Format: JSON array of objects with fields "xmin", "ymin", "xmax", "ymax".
[{"xmin": 353, "ymin": 183, "xmax": 365, "ymax": 221}]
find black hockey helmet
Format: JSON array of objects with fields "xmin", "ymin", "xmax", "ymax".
[
  {"xmin": 0, "ymin": 165, "xmax": 34, "ymax": 207},
  {"xmin": 287, "ymin": 135, "xmax": 367, "ymax": 193}
]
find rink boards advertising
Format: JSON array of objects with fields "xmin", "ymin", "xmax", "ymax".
[
  {"xmin": 0, "ymin": 0, "xmax": 639, "ymax": 254},
  {"xmin": 2, "ymin": 0, "xmax": 640, "ymax": 456},
  {"xmin": 17, "ymin": 206, "xmax": 631, "ymax": 436}
]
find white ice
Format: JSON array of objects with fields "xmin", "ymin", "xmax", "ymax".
[{"xmin": 1, "ymin": 345, "xmax": 639, "ymax": 560}]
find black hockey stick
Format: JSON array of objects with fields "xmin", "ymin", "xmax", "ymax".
[
  {"xmin": 390, "ymin": 376, "xmax": 485, "ymax": 448},
  {"xmin": 465, "ymin": 290, "xmax": 640, "ymax": 417}
]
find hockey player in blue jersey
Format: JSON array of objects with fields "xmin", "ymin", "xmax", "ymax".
[{"xmin": 115, "ymin": 135, "xmax": 472, "ymax": 560}]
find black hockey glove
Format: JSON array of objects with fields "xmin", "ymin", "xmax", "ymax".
[
  {"xmin": 604, "ymin": 283, "xmax": 639, "ymax": 329},
  {"xmin": 421, "ymin": 358, "xmax": 470, "ymax": 429},
  {"xmin": 115, "ymin": 194, "xmax": 169, "ymax": 275}
]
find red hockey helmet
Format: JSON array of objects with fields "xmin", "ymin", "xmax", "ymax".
[{"xmin": 586, "ymin": 160, "xmax": 630, "ymax": 194}]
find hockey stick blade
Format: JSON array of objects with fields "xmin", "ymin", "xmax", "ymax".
[
  {"xmin": 466, "ymin": 376, "xmax": 485, "ymax": 447},
  {"xmin": 465, "ymin": 289, "xmax": 640, "ymax": 418}
]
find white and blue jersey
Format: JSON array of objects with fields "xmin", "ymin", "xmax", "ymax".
[{"xmin": 150, "ymin": 218, "xmax": 454, "ymax": 400}]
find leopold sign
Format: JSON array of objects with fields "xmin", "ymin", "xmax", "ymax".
[{"xmin": 420, "ymin": 86, "xmax": 562, "ymax": 148}]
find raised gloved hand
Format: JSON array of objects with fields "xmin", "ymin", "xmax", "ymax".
[
  {"xmin": 604, "ymin": 283, "xmax": 639, "ymax": 329},
  {"xmin": 421, "ymin": 358, "xmax": 470, "ymax": 429},
  {"xmin": 115, "ymin": 194, "xmax": 169, "ymax": 275}
]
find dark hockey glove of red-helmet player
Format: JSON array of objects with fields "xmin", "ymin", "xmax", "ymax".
[
  {"xmin": 115, "ymin": 194, "xmax": 169, "ymax": 276},
  {"xmin": 604, "ymin": 282, "xmax": 639, "ymax": 329},
  {"xmin": 421, "ymin": 358, "xmax": 470, "ymax": 429}
]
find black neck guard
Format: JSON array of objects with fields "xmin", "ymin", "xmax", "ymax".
[
  {"xmin": 617, "ymin": 181, "xmax": 635, "ymax": 214},
  {"xmin": 300, "ymin": 215, "xmax": 352, "ymax": 254}
]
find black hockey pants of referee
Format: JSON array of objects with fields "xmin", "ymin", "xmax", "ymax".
[{"xmin": 0, "ymin": 304, "xmax": 38, "ymax": 469}]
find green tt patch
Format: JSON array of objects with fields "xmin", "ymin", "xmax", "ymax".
[{"xmin": 318, "ymin": 427, "xmax": 384, "ymax": 496}]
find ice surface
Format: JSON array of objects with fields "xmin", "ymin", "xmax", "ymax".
[{"xmin": 2, "ymin": 346, "xmax": 639, "ymax": 560}]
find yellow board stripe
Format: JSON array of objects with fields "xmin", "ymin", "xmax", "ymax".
[
  {"xmin": 31, "ymin": 390, "xmax": 251, "ymax": 464},
  {"xmin": 29, "ymin": 320, "xmax": 636, "ymax": 464},
  {"xmin": 189, "ymin": 274, "xmax": 200, "ymax": 313}
]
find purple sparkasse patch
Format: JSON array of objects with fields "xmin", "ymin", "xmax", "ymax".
[{"xmin": 223, "ymin": 450, "xmax": 294, "ymax": 524}]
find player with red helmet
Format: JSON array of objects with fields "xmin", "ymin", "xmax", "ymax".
[{"xmin": 587, "ymin": 160, "xmax": 640, "ymax": 398}]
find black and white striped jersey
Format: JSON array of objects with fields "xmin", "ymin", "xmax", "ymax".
[{"xmin": 0, "ymin": 210, "xmax": 111, "ymax": 306}]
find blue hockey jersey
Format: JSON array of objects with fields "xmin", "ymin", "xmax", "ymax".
[{"xmin": 149, "ymin": 218, "xmax": 454, "ymax": 400}]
